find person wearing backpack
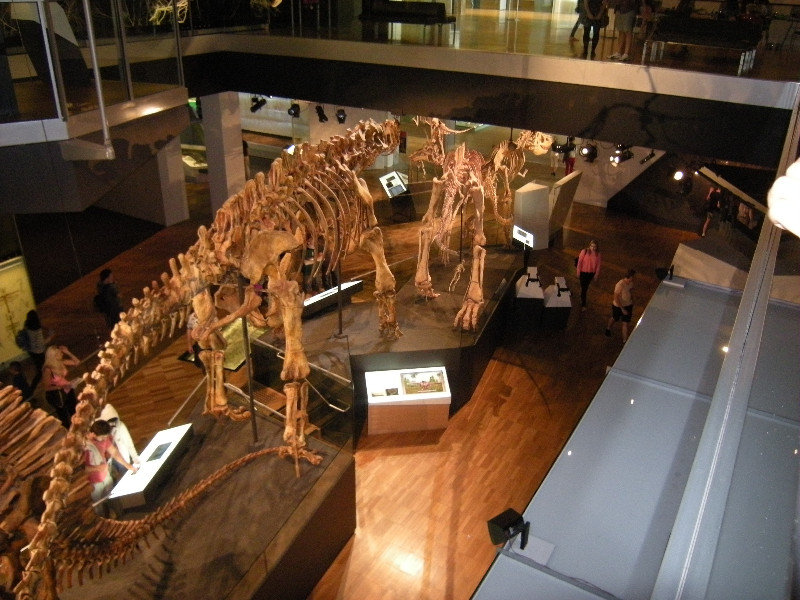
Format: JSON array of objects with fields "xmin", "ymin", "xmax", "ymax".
[
  {"xmin": 96, "ymin": 268, "xmax": 123, "ymax": 328},
  {"xmin": 16, "ymin": 310, "xmax": 53, "ymax": 391}
]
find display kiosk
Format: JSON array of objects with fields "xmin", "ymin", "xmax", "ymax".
[
  {"xmin": 514, "ymin": 266, "xmax": 544, "ymax": 328},
  {"xmin": 542, "ymin": 276, "xmax": 572, "ymax": 329},
  {"xmin": 108, "ymin": 423, "xmax": 193, "ymax": 510},
  {"xmin": 364, "ymin": 366, "xmax": 451, "ymax": 434}
]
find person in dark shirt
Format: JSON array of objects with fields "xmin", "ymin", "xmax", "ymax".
[
  {"xmin": 702, "ymin": 186, "xmax": 724, "ymax": 237},
  {"xmin": 9, "ymin": 361, "xmax": 33, "ymax": 400},
  {"xmin": 96, "ymin": 268, "xmax": 123, "ymax": 328},
  {"xmin": 582, "ymin": 0, "xmax": 608, "ymax": 59}
]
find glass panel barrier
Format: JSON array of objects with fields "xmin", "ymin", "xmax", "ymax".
[
  {"xmin": 0, "ymin": 0, "xmax": 182, "ymax": 128},
  {"xmin": 1, "ymin": 1, "xmax": 61, "ymax": 122}
]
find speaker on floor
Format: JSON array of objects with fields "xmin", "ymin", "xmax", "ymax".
[{"xmin": 487, "ymin": 508, "xmax": 529, "ymax": 549}]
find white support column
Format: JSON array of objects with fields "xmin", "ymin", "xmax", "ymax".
[
  {"xmin": 201, "ymin": 91, "xmax": 246, "ymax": 214},
  {"xmin": 157, "ymin": 136, "xmax": 189, "ymax": 226}
]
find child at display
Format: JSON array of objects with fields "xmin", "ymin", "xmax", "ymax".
[
  {"xmin": 100, "ymin": 403, "xmax": 141, "ymax": 480},
  {"xmin": 84, "ymin": 419, "xmax": 138, "ymax": 511}
]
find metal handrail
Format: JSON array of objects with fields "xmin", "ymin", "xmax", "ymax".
[
  {"xmin": 305, "ymin": 378, "xmax": 350, "ymax": 413},
  {"xmin": 251, "ymin": 338, "xmax": 353, "ymax": 387},
  {"xmin": 223, "ymin": 382, "xmax": 286, "ymax": 420}
]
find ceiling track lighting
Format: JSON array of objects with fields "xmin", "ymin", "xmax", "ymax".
[
  {"xmin": 335, "ymin": 108, "xmax": 347, "ymax": 124},
  {"xmin": 316, "ymin": 105, "xmax": 328, "ymax": 123},
  {"xmin": 250, "ymin": 96, "xmax": 267, "ymax": 114},
  {"xmin": 287, "ymin": 103, "xmax": 300, "ymax": 118},
  {"xmin": 610, "ymin": 144, "xmax": 633, "ymax": 166},
  {"xmin": 579, "ymin": 142, "xmax": 597, "ymax": 163}
]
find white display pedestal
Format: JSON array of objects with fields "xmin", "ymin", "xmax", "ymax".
[
  {"xmin": 108, "ymin": 423, "xmax": 193, "ymax": 510},
  {"xmin": 365, "ymin": 367, "xmax": 451, "ymax": 434},
  {"xmin": 515, "ymin": 266, "xmax": 544, "ymax": 328},
  {"xmin": 542, "ymin": 276, "xmax": 572, "ymax": 329}
]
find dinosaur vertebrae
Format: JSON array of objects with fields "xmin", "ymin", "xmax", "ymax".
[
  {"xmin": 18, "ymin": 118, "xmax": 402, "ymax": 600},
  {"xmin": 0, "ymin": 386, "xmax": 65, "ymax": 598},
  {"xmin": 194, "ymin": 118, "xmax": 400, "ymax": 287}
]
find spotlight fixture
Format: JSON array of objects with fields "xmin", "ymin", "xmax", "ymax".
[
  {"xmin": 315, "ymin": 105, "xmax": 328, "ymax": 123},
  {"xmin": 250, "ymin": 96, "xmax": 267, "ymax": 114},
  {"xmin": 579, "ymin": 142, "xmax": 597, "ymax": 162},
  {"xmin": 335, "ymin": 108, "xmax": 347, "ymax": 124},
  {"xmin": 640, "ymin": 149, "xmax": 656, "ymax": 164},
  {"xmin": 673, "ymin": 169, "xmax": 686, "ymax": 181},
  {"xmin": 609, "ymin": 144, "xmax": 633, "ymax": 166},
  {"xmin": 287, "ymin": 103, "xmax": 300, "ymax": 118},
  {"xmin": 487, "ymin": 508, "xmax": 530, "ymax": 550}
]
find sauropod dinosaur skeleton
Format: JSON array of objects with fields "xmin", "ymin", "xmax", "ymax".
[{"xmin": 12, "ymin": 118, "xmax": 401, "ymax": 600}]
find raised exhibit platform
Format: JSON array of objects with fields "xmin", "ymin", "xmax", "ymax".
[
  {"xmin": 254, "ymin": 245, "xmax": 522, "ymax": 442},
  {"xmin": 61, "ymin": 412, "xmax": 355, "ymax": 600}
]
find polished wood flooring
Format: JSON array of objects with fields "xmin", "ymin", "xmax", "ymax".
[{"xmin": 5, "ymin": 167, "xmax": 696, "ymax": 598}]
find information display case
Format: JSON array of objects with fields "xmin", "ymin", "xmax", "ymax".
[
  {"xmin": 108, "ymin": 423, "xmax": 193, "ymax": 510},
  {"xmin": 364, "ymin": 366, "xmax": 451, "ymax": 434}
]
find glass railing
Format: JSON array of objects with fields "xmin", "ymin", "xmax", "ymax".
[
  {"xmin": 0, "ymin": 0, "xmax": 183, "ymax": 128},
  {"xmin": 165, "ymin": 0, "xmax": 799, "ymax": 82},
  {"xmin": 1, "ymin": 0, "xmax": 797, "ymax": 132}
]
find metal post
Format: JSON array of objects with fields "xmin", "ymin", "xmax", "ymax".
[
  {"xmin": 238, "ymin": 276, "xmax": 259, "ymax": 443},
  {"xmin": 81, "ymin": 0, "xmax": 115, "ymax": 158}
]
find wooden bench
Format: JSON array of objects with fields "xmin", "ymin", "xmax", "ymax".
[
  {"xmin": 360, "ymin": 0, "xmax": 456, "ymax": 45},
  {"xmin": 642, "ymin": 14, "xmax": 762, "ymax": 75}
]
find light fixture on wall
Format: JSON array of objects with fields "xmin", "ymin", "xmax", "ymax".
[
  {"xmin": 609, "ymin": 144, "xmax": 633, "ymax": 166},
  {"xmin": 579, "ymin": 142, "xmax": 597, "ymax": 162},
  {"xmin": 336, "ymin": 108, "xmax": 347, "ymax": 124},
  {"xmin": 250, "ymin": 96, "xmax": 267, "ymax": 113},
  {"xmin": 673, "ymin": 165, "xmax": 695, "ymax": 194},
  {"xmin": 287, "ymin": 103, "xmax": 300, "ymax": 118},
  {"xmin": 316, "ymin": 105, "xmax": 329, "ymax": 123}
]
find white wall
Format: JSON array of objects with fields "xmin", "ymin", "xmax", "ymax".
[{"xmin": 573, "ymin": 146, "xmax": 664, "ymax": 207}]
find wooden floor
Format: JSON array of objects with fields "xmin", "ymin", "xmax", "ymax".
[{"xmin": 7, "ymin": 173, "xmax": 696, "ymax": 598}]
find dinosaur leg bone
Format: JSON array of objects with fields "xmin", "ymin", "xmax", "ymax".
[
  {"xmin": 281, "ymin": 381, "xmax": 322, "ymax": 477},
  {"xmin": 270, "ymin": 278, "xmax": 310, "ymax": 382},
  {"xmin": 453, "ymin": 244, "xmax": 486, "ymax": 331},
  {"xmin": 415, "ymin": 177, "xmax": 445, "ymax": 298},
  {"xmin": 359, "ymin": 227, "xmax": 401, "ymax": 338}
]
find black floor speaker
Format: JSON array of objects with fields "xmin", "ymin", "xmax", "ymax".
[{"xmin": 487, "ymin": 508, "xmax": 525, "ymax": 545}]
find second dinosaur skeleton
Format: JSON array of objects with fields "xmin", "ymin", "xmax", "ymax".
[{"xmin": 412, "ymin": 121, "xmax": 553, "ymax": 330}]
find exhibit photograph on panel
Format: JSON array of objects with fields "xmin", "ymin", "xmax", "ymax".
[{"xmin": 400, "ymin": 369, "xmax": 446, "ymax": 395}]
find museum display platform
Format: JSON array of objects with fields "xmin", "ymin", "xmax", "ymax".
[
  {"xmin": 61, "ymin": 411, "xmax": 355, "ymax": 600},
  {"xmin": 252, "ymin": 245, "xmax": 523, "ymax": 442}
]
